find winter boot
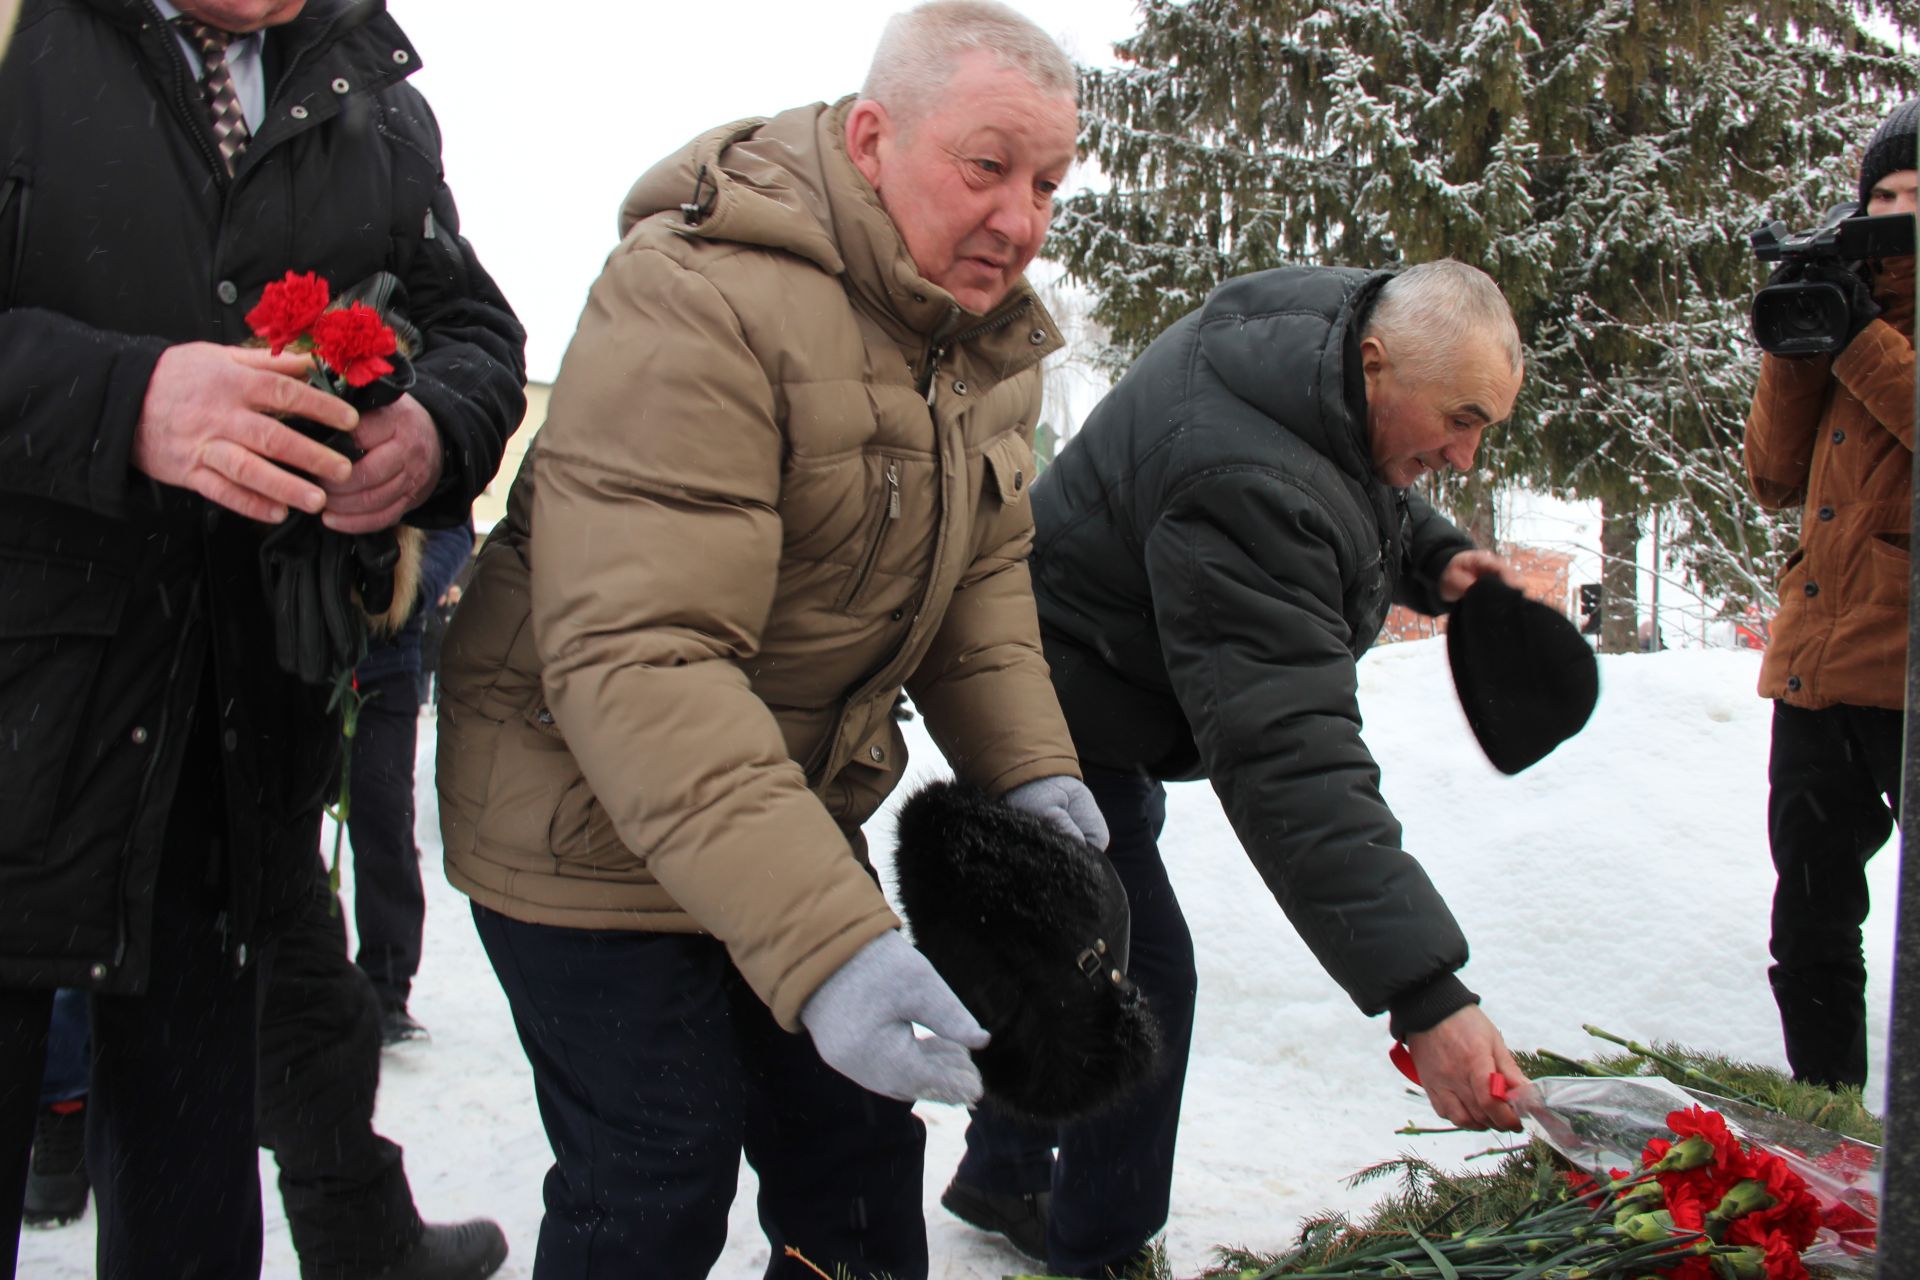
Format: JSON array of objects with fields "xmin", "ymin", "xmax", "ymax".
[
  {"xmin": 940, "ymin": 1178, "xmax": 1049, "ymax": 1262},
  {"xmin": 22, "ymin": 1099, "xmax": 89, "ymax": 1228},
  {"xmin": 351, "ymin": 1218, "xmax": 507, "ymax": 1280},
  {"xmin": 379, "ymin": 1002, "xmax": 430, "ymax": 1048}
]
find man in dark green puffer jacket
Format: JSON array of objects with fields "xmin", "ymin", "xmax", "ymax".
[{"xmin": 941, "ymin": 260, "xmax": 1531, "ymax": 1277}]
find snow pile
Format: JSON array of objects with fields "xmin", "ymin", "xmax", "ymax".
[{"xmin": 21, "ymin": 640, "xmax": 1901, "ymax": 1279}]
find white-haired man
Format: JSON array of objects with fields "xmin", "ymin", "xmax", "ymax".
[
  {"xmin": 434, "ymin": 3, "xmax": 1096, "ymax": 1277},
  {"xmin": 943, "ymin": 260, "xmax": 1533, "ymax": 1276}
]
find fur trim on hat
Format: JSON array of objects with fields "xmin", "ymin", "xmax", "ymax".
[
  {"xmin": 359, "ymin": 524, "xmax": 424, "ymax": 635},
  {"xmin": 892, "ymin": 781, "xmax": 1160, "ymax": 1123}
]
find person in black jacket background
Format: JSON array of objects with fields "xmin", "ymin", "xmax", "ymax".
[
  {"xmin": 940, "ymin": 260, "xmax": 1530, "ymax": 1277},
  {"xmin": 0, "ymin": 1, "xmax": 525, "ymax": 1276},
  {"xmin": 350, "ymin": 520, "xmax": 474, "ymax": 1046}
]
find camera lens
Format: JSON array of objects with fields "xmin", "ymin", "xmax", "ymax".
[{"xmin": 1781, "ymin": 293, "xmax": 1827, "ymax": 336}]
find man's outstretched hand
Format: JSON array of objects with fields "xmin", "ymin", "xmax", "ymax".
[
  {"xmin": 1405, "ymin": 1005, "xmax": 1528, "ymax": 1131},
  {"xmin": 1437, "ymin": 549, "xmax": 1522, "ymax": 603}
]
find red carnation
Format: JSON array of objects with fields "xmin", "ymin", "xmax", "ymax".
[
  {"xmin": 1728, "ymin": 1150, "xmax": 1823, "ymax": 1251},
  {"xmin": 311, "ymin": 303, "xmax": 397, "ymax": 388},
  {"xmin": 245, "ymin": 270, "xmax": 330, "ymax": 354}
]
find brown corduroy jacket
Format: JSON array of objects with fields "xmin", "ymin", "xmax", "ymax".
[
  {"xmin": 1746, "ymin": 256, "xmax": 1916, "ymax": 711},
  {"xmin": 435, "ymin": 99, "xmax": 1080, "ymax": 1029}
]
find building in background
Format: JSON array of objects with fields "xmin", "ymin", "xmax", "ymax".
[
  {"xmin": 1378, "ymin": 544, "xmax": 1577, "ymax": 644},
  {"xmin": 473, "ymin": 382, "xmax": 551, "ymax": 533}
]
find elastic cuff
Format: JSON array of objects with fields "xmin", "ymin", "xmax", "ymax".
[{"xmin": 1387, "ymin": 973, "xmax": 1479, "ymax": 1042}]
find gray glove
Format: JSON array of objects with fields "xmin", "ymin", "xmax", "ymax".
[
  {"xmin": 1002, "ymin": 774, "xmax": 1111, "ymax": 850},
  {"xmin": 799, "ymin": 931, "xmax": 989, "ymax": 1105}
]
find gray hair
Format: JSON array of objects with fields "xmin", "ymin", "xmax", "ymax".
[
  {"xmin": 1362, "ymin": 259, "xmax": 1523, "ymax": 385},
  {"xmin": 861, "ymin": 0, "xmax": 1078, "ymax": 135}
]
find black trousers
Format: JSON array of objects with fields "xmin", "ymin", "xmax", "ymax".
[
  {"xmin": 347, "ymin": 672, "xmax": 426, "ymax": 1009},
  {"xmin": 955, "ymin": 767, "xmax": 1199, "ymax": 1277},
  {"xmin": 474, "ymin": 905, "xmax": 928, "ymax": 1280},
  {"xmin": 1766, "ymin": 699, "xmax": 1903, "ymax": 1089},
  {"xmin": 259, "ymin": 864, "xmax": 423, "ymax": 1279},
  {"xmin": 10, "ymin": 851, "xmax": 422, "ymax": 1279},
  {"xmin": 1, "ymin": 812, "xmax": 264, "ymax": 1280}
]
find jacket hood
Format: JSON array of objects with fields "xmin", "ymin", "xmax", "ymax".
[
  {"xmin": 1196, "ymin": 266, "xmax": 1389, "ymax": 486},
  {"xmin": 618, "ymin": 97, "xmax": 1045, "ymax": 343}
]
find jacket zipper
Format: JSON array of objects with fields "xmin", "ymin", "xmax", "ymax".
[
  {"xmin": 839, "ymin": 461, "xmax": 902, "ymax": 612},
  {"xmin": 921, "ymin": 298, "xmax": 1035, "ymax": 407},
  {"xmin": 109, "ymin": 580, "xmax": 204, "ymax": 976}
]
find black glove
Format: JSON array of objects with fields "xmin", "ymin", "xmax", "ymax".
[
  {"xmin": 1764, "ymin": 259, "xmax": 1808, "ymax": 289},
  {"xmin": 260, "ymin": 502, "xmax": 366, "ymax": 684},
  {"xmin": 258, "ymin": 352, "xmax": 416, "ymax": 684},
  {"xmin": 1804, "ymin": 261, "xmax": 1882, "ymax": 345}
]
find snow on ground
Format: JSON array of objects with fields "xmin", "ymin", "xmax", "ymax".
[{"xmin": 21, "ymin": 641, "xmax": 1901, "ymax": 1279}]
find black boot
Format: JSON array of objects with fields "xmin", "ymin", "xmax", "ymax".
[
  {"xmin": 940, "ymin": 1178, "xmax": 1049, "ymax": 1262},
  {"xmin": 379, "ymin": 1001, "xmax": 430, "ymax": 1048},
  {"xmin": 22, "ymin": 1100, "xmax": 89, "ymax": 1228},
  {"xmin": 357, "ymin": 1218, "xmax": 508, "ymax": 1280}
]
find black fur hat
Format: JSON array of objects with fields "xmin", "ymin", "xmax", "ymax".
[
  {"xmin": 892, "ymin": 781, "xmax": 1160, "ymax": 1123},
  {"xmin": 1446, "ymin": 577, "xmax": 1599, "ymax": 775}
]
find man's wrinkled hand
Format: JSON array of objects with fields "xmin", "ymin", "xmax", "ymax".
[
  {"xmin": 1438, "ymin": 549, "xmax": 1522, "ymax": 603},
  {"xmin": 132, "ymin": 343, "xmax": 357, "ymax": 524},
  {"xmin": 320, "ymin": 392, "xmax": 443, "ymax": 534},
  {"xmin": 1405, "ymin": 1005, "xmax": 1527, "ymax": 1131}
]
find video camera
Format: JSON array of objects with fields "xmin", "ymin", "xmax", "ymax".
[{"xmin": 1749, "ymin": 202, "xmax": 1914, "ymax": 356}]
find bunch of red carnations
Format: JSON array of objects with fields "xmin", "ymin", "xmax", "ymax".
[
  {"xmin": 244, "ymin": 269, "xmax": 398, "ymax": 388},
  {"xmin": 1237, "ymin": 1103, "xmax": 1823, "ymax": 1280}
]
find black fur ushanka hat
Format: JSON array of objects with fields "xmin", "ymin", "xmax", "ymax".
[{"xmin": 892, "ymin": 781, "xmax": 1160, "ymax": 1123}]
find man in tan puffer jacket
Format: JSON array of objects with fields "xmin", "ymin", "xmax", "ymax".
[
  {"xmin": 1745, "ymin": 97, "xmax": 1917, "ymax": 1092},
  {"xmin": 435, "ymin": 3, "xmax": 1097, "ymax": 1275}
]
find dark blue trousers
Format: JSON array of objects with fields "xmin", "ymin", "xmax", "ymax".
[
  {"xmin": 955, "ymin": 767, "xmax": 1198, "ymax": 1277},
  {"xmin": 1766, "ymin": 700, "xmax": 1902, "ymax": 1089},
  {"xmin": 347, "ymin": 672, "xmax": 426, "ymax": 1010},
  {"xmin": 38, "ymin": 990, "xmax": 88, "ymax": 1106},
  {"xmin": 474, "ymin": 905, "xmax": 929, "ymax": 1280}
]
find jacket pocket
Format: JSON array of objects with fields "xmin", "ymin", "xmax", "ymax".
[
  {"xmin": 0, "ymin": 551, "xmax": 128, "ymax": 865},
  {"xmin": 836, "ymin": 457, "xmax": 903, "ymax": 613},
  {"xmin": 983, "ymin": 431, "xmax": 1034, "ymax": 507},
  {"xmin": 0, "ymin": 166, "xmax": 27, "ymax": 310},
  {"xmin": 1859, "ymin": 532, "xmax": 1911, "ymax": 608}
]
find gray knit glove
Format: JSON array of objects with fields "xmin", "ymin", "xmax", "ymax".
[
  {"xmin": 1003, "ymin": 775, "xmax": 1111, "ymax": 850},
  {"xmin": 799, "ymin": 931, "xmax": 989, "ymax": 1105}
]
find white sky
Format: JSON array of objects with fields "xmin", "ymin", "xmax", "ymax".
[{"xmin": 395, "ymin": 0, "xmax": 1146, "ymax": 382}]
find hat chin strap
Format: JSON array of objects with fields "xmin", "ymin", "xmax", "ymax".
[{"xmin": 1076, "ymin": 938, "xmax": 1144, "ymax": 1004}]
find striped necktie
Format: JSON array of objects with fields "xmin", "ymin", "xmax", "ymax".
[{"xmin": 174, "ymin": 18, "xmax": 252, "ymax": 176}]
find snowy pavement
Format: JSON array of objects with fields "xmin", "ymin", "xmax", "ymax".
[{"xmin": 20, "ymin": 640, "xmax": 1900, "ymax": 1279}]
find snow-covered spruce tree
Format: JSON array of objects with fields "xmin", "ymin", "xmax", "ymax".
[{"xmin": 1050, "ymin": 0, "xmax": 1915, "ymax": 650}]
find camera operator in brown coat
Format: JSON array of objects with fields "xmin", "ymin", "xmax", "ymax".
[{"xmin": 1744, "ymin": 97, "xmax": 1917, "ymax": 1091}]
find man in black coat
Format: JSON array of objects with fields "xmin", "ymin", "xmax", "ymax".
[
  {"xmin": 0, "ymin": 1, "xmax": 525, "ymax": 1276},
  {"xmin": 941, "ymin": 260, "xmax": 1530, "ymax": 1276}
]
